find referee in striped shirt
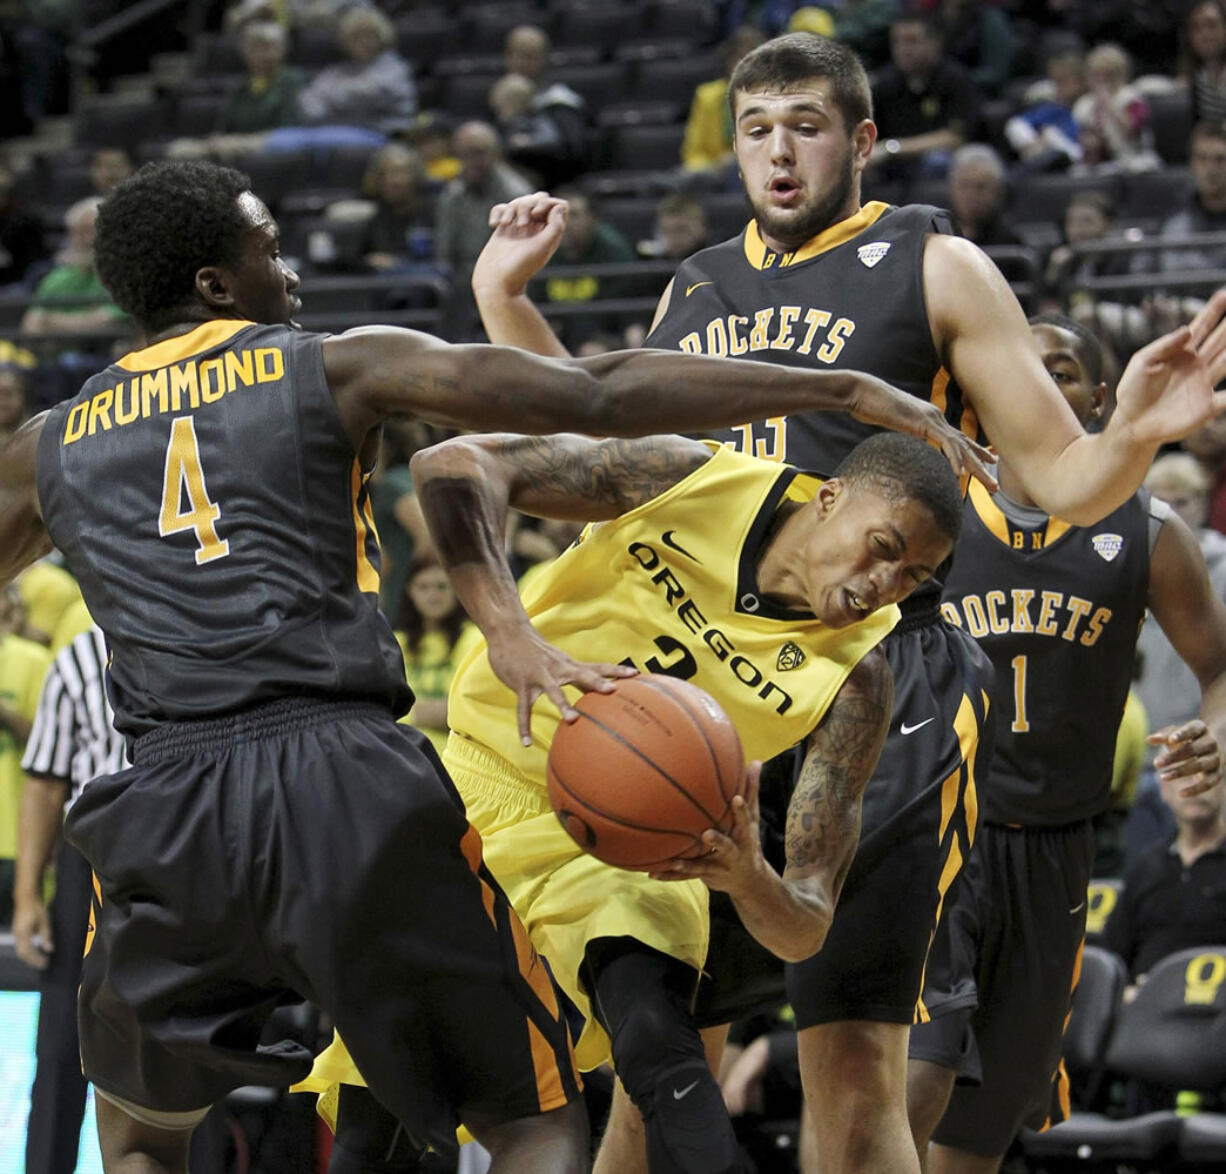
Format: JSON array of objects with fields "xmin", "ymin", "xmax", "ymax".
[{"xmin": 15, "ymin": 623, "xmax": 124, "ymax": 1174}]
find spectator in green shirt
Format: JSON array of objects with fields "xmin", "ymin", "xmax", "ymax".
[{"xmin": 217, "ymin": 20, "xmax": 305, "ymax": 135}]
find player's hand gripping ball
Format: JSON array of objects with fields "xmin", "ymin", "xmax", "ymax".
[{"xmin": 546, "ymin": 675, "xmax": 746, "ymax": 870}]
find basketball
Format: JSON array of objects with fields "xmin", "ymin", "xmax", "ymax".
[{"xmin": 546, "ymin": 674, "xmax": 746, "ymax": 870}]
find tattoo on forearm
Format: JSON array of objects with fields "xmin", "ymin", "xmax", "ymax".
[
  {"xmin": 786, "ymin": 661, "xmax": 892, "ymax": 884},
  {"xmin": 496, "ymin": 436, "xmax": 707, "ymax": 514},
  {"xmin": 417, "ymin": 477, "xmax": 504, "ymax": 568}
]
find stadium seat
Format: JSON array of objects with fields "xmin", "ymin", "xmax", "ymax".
[
  {"xmin": 190, "ymin": 31, "xmax": 245, "ymax": 79},
  {"xmin": 436, "ymin": 72, "xmax": 501, "ymax": 119},
  {"xmin": 548, "ymin": 61, "xmax": 630, "ymax": 110},
  {"xmin": 1063, "ymin": 944, "xmax": 1128, "ymax": 1110},
  {"xmin": 173, "ymin": 92, "xmax": 226, "ymax": 138},
  {"xmin": 288, "ymin": 26, "xmax": 344, "ymax": 68},
  {"xmin": 1085, "ymin": 878, "xmax": 1124, "ymax": 947},
  {"xmin": 633, "ymin": 52, "xmax": 724, "ymax": 110},
  {"xmin": 1009, "ymin": 173, "xmax": 1123, "ymax": 229},
  {"xmin": 648, "ymin": 0, "xmax": 718, "ymax": 42},
  {"xmin": 229, "ymin": 149, "xmax": 313, "ymax": 212},
  {"xmin": 602, "ymin": 122, "xmax": 686, "ymax": 172},
  {"xmin": 394, "ymin": 13, "xmax": 462, "ymax": 70},
  {"xmin": 703, "ymin": 192, "xmax": 752, "ymax": 240},
  {"xmin": 1120, "ymin": 167, "xmax": 1192, "ymax": 223},
  {"xmin": 553, "ymin": 5, "xmax": 645, "ymax": 49},
  {"xmin": 613, "ymin": 38, "xmax": 696, "ymax": 64},
  {"xmin": 75, "ymin": 95, "xmax": 170, "ymax": 151},
  {"xmin": 1149, "ymin": 91, "xmax": 1194, "ymax": 165},
  {"xmin": 464, "ymin": 2, "xmax": 546, "ymax": 55},
  {"xmin": 598, "ymin": 196, "xmax": 659, "ymax": 245},
  {"xmin": 1021, "ymin": 945, "xmax": 1226, "ymax": 1170}
]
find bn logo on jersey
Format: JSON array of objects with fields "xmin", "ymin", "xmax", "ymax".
[
  {"xmin": 1092, "ymin": 533, "xmax": 1123, "ymax": 562},
  {"xmin": 777, "ymin": 641, "xmax": 806, "ymax": 671},
  {"xmin": 857, "ymin": 242, "xmax": 891, "ymax": 269}
]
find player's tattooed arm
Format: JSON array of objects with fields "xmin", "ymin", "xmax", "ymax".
[
  {"xmin": 0, "ymin": 414, "xmax": 52, "ymax": 589},
  {"xmin": 409, "ymin": 433, "xmax": 710, "ymax": 741},
  {"xmin": 663, "ymin": 649, "xmax": 894, "ymax": 962},
  {"xmin": 782, "ymin": 649, "xmax": 893, "ymax": 950}
]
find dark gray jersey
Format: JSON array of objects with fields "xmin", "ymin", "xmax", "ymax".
[{"xmin": 37, "ymin": 320, "xmax": 410, "ymax": 737}]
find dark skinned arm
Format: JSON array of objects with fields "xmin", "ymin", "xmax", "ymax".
[
  {"xmin": 1143, "ymin": 510, "xmax": 1226, "ymax": 796},
  {"xmin": 410, "ymin": 432, "xmax": 711, "ymax": 742},
  {"xmin": 0, "ymin": 415, "xmax": 54, "ymax": 590},
  {"xmin": 324, "ymin": 327, "xmax": 995, "ymax": 486},
  {"xmin": 652, "ymin": 649, "xmax": 893, "ymax": 962}
]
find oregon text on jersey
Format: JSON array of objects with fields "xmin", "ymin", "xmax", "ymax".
[
  {"xmin": 62, "ymin": 345, "xmax": 286, "ymax": 445},
  {"xmin": 626, "ymin": 537, "xmax": 793, "ymax": 714},
  {"xmin": 674, "ymin": 304, "xmax": 857, "ymax": 363}
]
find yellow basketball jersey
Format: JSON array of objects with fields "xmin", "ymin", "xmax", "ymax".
[{"xmin": 448, "ymin": 444, "xmax": 899, "ymax": 780}]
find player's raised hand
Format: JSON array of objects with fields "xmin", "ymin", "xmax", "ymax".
[
  {"xmin": 650, "ymin": 762, "xmax": 766, "ymax": 895},
  {"xmin": 473, "ymin": 192, "xmax": 569, "ymax": 299},
  {"xmin": 1114, "ymin": 288, "xmax": 1226, "ymax": 446},
  {"xmin": 484, "ymin": 621, "xmax": 637, "ymax": 746},
  {"xmin": 847, "ymin": 376, "xmax": 999, "ymax": 491},
  {"xmin": 1149, "ymin": 718, "xmax": 1222, "ymax": 797}
]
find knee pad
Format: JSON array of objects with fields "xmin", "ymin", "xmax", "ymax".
[{"xmin": 590, "ymin": 947, "xmax": 745, "ymax": 1174}]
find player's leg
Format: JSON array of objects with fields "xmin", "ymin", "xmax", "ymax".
[
  {"xmin": 797, "ymin": 1020, "xmax": 918, "ymax": 1174},
  {"xmin": 94, "ymin": 1095, "xmax": 199, "ymax": 1174},
  {"xmin": 586, "ymin": 940, "xmax": 746, "ymax": 1174},
  {"xmin": 908, "ymin": 1060, "xmax": 958, "ymax": 1171},
  {"xmin": 594, "ymin": 1025, "xmax": 730, "ymax": 1174},
  {"xmin": 469, "ymin": 1100, "xmax": 591, "ymax": 1173},
  {"xmin": 927, "ymin": 825, "xmax": 1093, "ymax": 1174}
]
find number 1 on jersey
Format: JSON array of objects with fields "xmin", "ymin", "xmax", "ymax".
[
  {"xmin": 159, "ymin": 416, "xmax": 229, "ymax": 564},
  {"xmin": 1010, "ymin": 654, "xmax": 1029, "ymax": 733}
]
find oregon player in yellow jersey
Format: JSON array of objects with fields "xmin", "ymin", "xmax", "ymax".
[{"xmin": 313, "ymin": 430, "xmax": 964, "ymax": 1174}]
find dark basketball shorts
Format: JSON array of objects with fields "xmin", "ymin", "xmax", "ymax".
[
  {"xmin": 65, "ymin": 697, "xmax": 580, "ymax": 1156},
  {"xmin": 910, "ymin": 819, "xmax": 1096, "ymax": 1156},
  {"xmin": 787, "ymin": 614, "xmax": 995, "ymax": 1028}
]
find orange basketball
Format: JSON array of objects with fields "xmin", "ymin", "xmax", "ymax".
[{"xmin": 546, "ymin": 674, "xmax": 746, "ymax": 870}]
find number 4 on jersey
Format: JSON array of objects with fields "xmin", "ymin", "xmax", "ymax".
[{"xmin": 159, "ymin": 416, "xmax": 229, "ymax": 564}]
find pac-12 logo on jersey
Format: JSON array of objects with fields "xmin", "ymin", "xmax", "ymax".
[
  {"xmin": 1092, "ymin": 533, "xmax": 1123, "ymax": 562},
  {"xmin": 856, "ymin": 242, "xmax": 891, "ymax": 269},
  {"xmin": 777, "ymin": 641, "xmax": 807, "ymax": 671}
]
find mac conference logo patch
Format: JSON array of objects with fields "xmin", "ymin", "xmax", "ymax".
[
  {"xmin": 1092, "ymin": 533, "xmax": 1123, "ymax": 562},
  {"xmin": 857, "ymin": 241, "xmax": 891, "ymax": 268},
  {"xmin": 777, "ymin": 641, "xmax": 807, "ymax": 670}
]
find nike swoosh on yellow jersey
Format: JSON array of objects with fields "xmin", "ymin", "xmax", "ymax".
[{"xmin": 685, "ymin": 281, "xmax": 713, "ymax": 296}]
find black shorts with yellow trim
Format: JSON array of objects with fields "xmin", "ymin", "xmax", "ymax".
[
  {"xmin": 66, "ymin": 697, "xmax": 580, "ymax": 1159},
  {"xmin": 912, "ymin": 819, "xmax": 1096, "ymax": 1157},
  {"xmin": 787, "ymin": 612, "xmax": 995, "ymax": 1028}
]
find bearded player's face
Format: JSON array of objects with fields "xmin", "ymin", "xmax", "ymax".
[{"xmin": 733, "ymin": 80, "xmax": 871, "ymax": 253}]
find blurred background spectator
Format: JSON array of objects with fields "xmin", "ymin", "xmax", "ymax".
[
  {"xmin": 87, "ymin": 147, "xmax": 133, "ymax": 199},
  {"xmin": 947, "ymin": 142, "xmax": 1022, "ymax": 248},
  {"xmin": 348, "ymin": 141, "xmax": 433, "ymax": 272},
  {"xmin": 217, "ymin": 19, "xmax": 305, "ymax": 135},
  {"xmin": 489, "ymin": 70, "xmax": 589, "ymax": 190},
  {"xmin": 1181, "ymin": 0, "xmax": 1226, "ymax": 125},
  {"xmin": 296, "ymin": 6, "xmax": 416, "ymax": 132},
  {"xmin": 680, "ymin": 25, "xmax": 766, "ymax": 183},
  {"xmin": 1004, "ymin": 43, "xmax": 1086, "ymax": 172},
  {"xmin": 638, "ymin": 192, "xmax": 710, "ymax": 261},
  {"xmin": 870, "ymin": 9, "xmax": 983, "ymax": 180},
  {"xmin": 543, "ymin": 186, "xmax": 637, "ymax": 307},
  {"xmin": 20, "ymin": 198, "xmax": 125, "ymax": 342},
  {"xmin": 1104, "ymin": 767, "xmax": 1226, "ymax": 986},
  {"xmin": 1184, "ymin": 415, "xmax": 1226, "ymax": 535},
  {"xmin": 0, "ymin": 357, "xmax": 31, "ymax": 446},
  {"xmin": 932, "ymin": 0, "xmax": 1017, "ymax": 96},
  {"xmin": 1073, "ymin": 43, "xmax": 1158, "ymax": 172}
]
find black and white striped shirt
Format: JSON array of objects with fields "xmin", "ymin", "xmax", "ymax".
[{"xmin": 21, "ymin": 626, "xmax": 126, "ymax": 807}]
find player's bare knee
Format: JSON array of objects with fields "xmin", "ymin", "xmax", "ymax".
[
  {"xmin": 474, "ymin": 1099, "xmax": 590, "ymax": 1172},
  {"xmin": 94, "ymin": 1092, "xmax": 198, "ymax": 1174},
  {"xmin": 906, "ymin": 1059, "xmax": 956, "ymax": 1149}
]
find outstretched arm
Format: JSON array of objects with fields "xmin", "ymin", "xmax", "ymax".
[
  {"xmin": 410, "ymin": 432, "xmax": 712, "ymax": 742},
  {"xmin": 652, "ymin": 649, "xmax": 893, "ymax": 962},
  {"xmin": 1145, "ymin": 510, "xmax": 1226, "ymax": 796},
  {"xmin": 326, "ymin": 326, "xmax": 995, "ymax": 487},
  {"xmin": 0, "ymin": 415, "xmax": 53, "ymax": 589},
  {"xmin": 928, "ymin": 235, "xmax": 1226, "ymax": 523}
]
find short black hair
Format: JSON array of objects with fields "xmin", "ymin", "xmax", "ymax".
[
  {"xmin": 94, "ymin": 161, "xmax": 252, "ymax": 331},
  {"xmin": 729, "ymin": 32, "xmax": 873, "ymax": 131},
  {"xmin": 835, "ymin": 432, "xmax": 963, "ymax": 545},
  {"xmin": 1028, "ymin": 312, "xmax": 1106, "ymax": 387}
]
